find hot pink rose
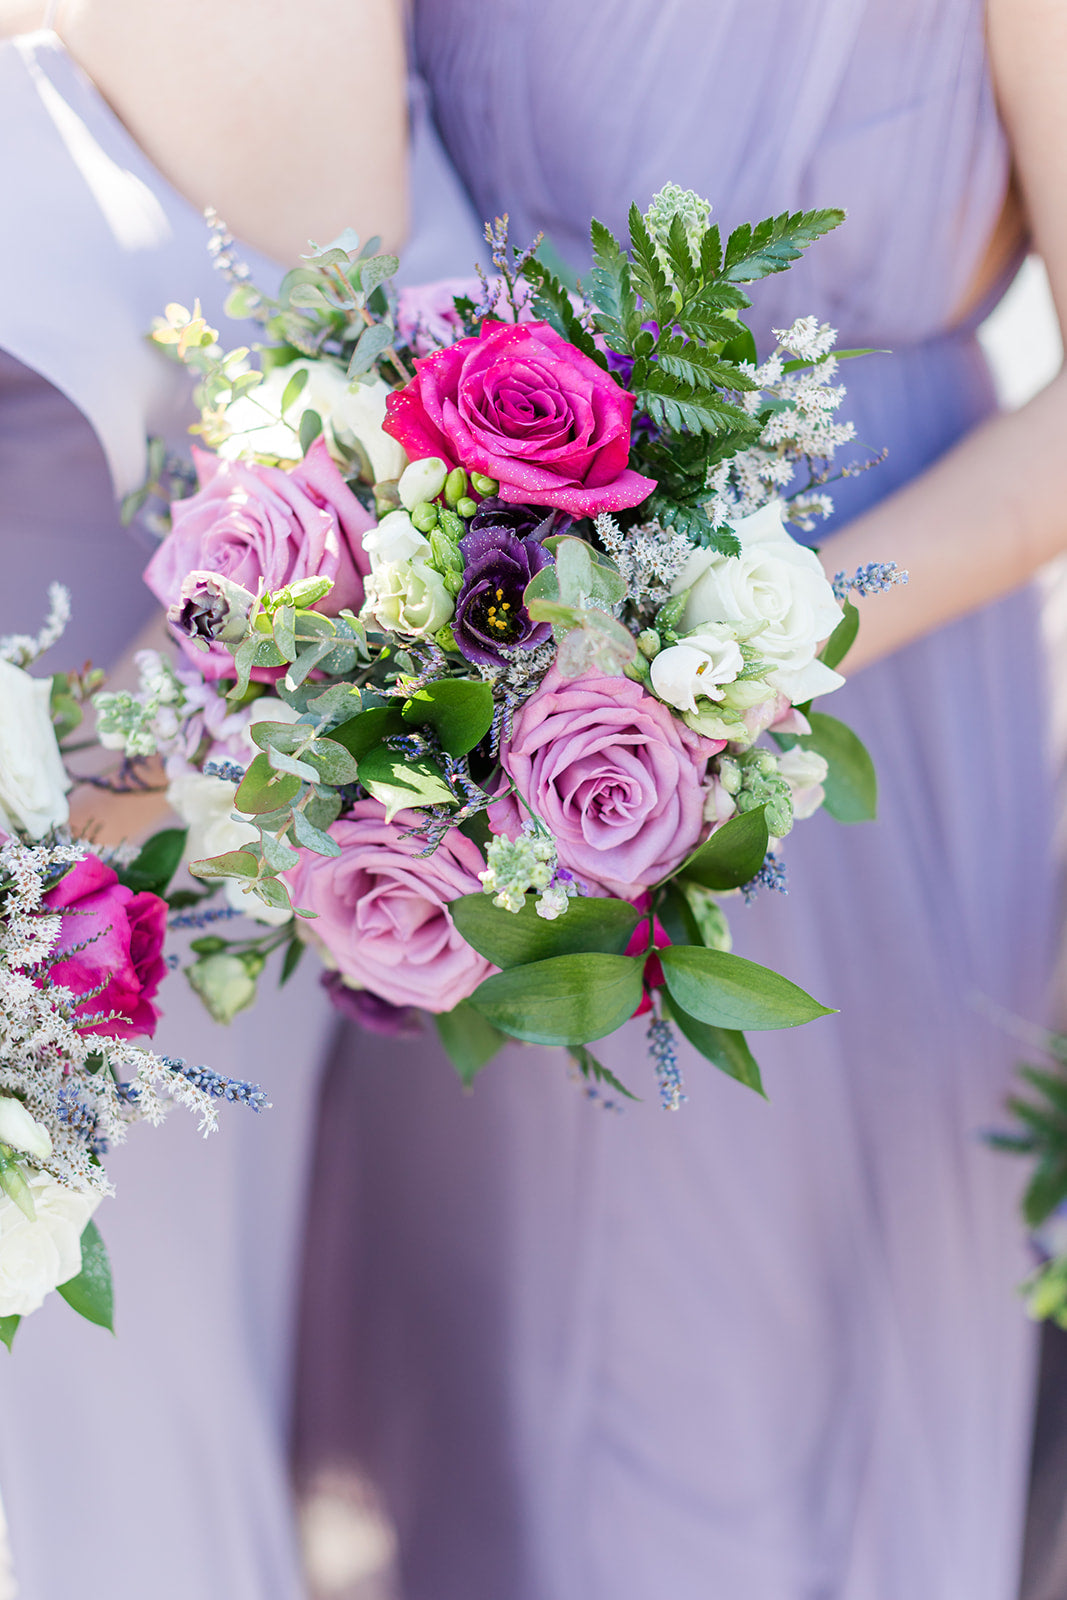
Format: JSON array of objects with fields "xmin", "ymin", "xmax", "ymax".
[
  {"xmin": 490, "ymin": 670, "xmax": 723, "ymax": 898},
  {"xmin": 286, "ymin": 802, "xmax": 493, "ymax": 1013},
  {"xmin": 383, "ymin": 319, "xmax": 656, "ymax": 517},
  {"xmin": 44, "ymin": 855, "xmax": 168, "ymax": 1040},
  {"xmin": 145, "ymin": 437, "xmax": 374, "ymax": 678}
]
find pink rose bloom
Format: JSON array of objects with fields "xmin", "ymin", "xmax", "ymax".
[
  {"xmin": 44, "ymin": 855, "xmax": 168, "ymax": 1040},
  {"xmin": 490, "ymin": 670, "xmax": 723, "ymax": 898},
  {"xmin": 286, "ymin": 801, "xmax": 493, "ymax": 1013},
  {"xmin": 396, "ymin": 277, "xmax": 482, "ymax": 355},
  {"xmin": 383, "ymin": 319, "xmax": 656, "ymax": 517},
  {"xmin": 145, "ymin": 437, "xmax": 374, "ymax": 679}
]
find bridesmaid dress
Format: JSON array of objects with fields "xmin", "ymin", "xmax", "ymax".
[
  {"xmin": 295, "ymin": 3, "xmax": 1058, "ymax": 1598},
  {"xmin": 0, "ymin": 30, "xmax": 340, "ymax": 1599}
]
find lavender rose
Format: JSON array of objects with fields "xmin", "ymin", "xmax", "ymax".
[
  {"xmin": 383, "ymin": 319, "xmax": 656, "ymax": 517},
  {"xmin": 490, "ymin": 670, "xmax": 723, "ymax": 898},
  {"xmin": 145, "ymin": 437, "xmax": 374, "ymax": 679},
  {"xmin": 286, "ymin": 802, "xmax": 492, "ymax": 1013},
  {"xmin": 44, "ymin": 855, "xmax": 168, "ymax": 1040}
]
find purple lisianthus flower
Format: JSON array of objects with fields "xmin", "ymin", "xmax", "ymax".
[{"xmin": 453, "ymin": 513, "xmax": 555, "ymax": 667}]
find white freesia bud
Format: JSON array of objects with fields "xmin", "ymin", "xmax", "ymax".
[
  {"xmin": 398, "ymin": 457, "xmax": 449, "ymax": 511},
  {"xmin": 0, "ymin": 659, "xmax": 70, "ymax": 839},
  {"xmin": 672, "ymin": 499, "xmax": 846, "ymax": 704},
  {"xmin": 649, "ymin": 630, "xmax": 744, "ymax": 713},
  {"xmin": 775, "ymin": 746, "xmax": 830, "ymax": 821},
  {"xmin": 218, "ymin": 360, "xmax": 407, "ymax": 483},
  {"xmin": 703, "ymin": 776, "xmax": 738, "ymax": 828},
  {"xmin": 0, "ymin": 1098, "xmax": 52, "ymax": 1162},
  {"xmin": 362, "ymin": 560, "xmax": 455, "ymax": 638},
  {"xmin": 0, "ymin": 1174, "xmax": 100, "ymax": 1318},
  {"xmin": 362, "ymin": 508, "xmax": 431, "ymax": 569}
]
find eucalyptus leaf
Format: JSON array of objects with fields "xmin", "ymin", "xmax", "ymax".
[
  {"xmin": 435, "ymin": 1001, "xmax": 508, "ymax": 1086},
  {"xmin": 253, "ymin": 876, "xmax": 293, "ymax": 913},
  {"xmin": 189, "ymin": 849, "xmax": 260, "ymax": 882},
  {"xmin": 291, "ymin": 807, "xmax": 342, "ymax": 856},
  {"xmin": 348, "ymin": 322, "xmax": 393, "ymax": 379},
  {"xmin": 659, "ymin": 945, "xmax": 835, "ymax": 1031},
  {"xmin": 451, "ymin": 894, "xmax": 641, "ymax": 968},
  {"xmin": 468, "ymin": 953, "xmax": 644, "ymax": 1045},
  {"xmin": 268, "ymin": 747, "xmax": 319, "ymax": 783},
  {"xmin": 304, "ymin": 738, "xmax": 361, "ymax": 785},
  {"xmin": 260, "ymin": 832, "xmax": 301, "ymax": 873},
  {"xmin": 250, "ymin": 720, "xmax": 313, "ymax": 755},
  {"xmin": 280, "ymin": 366, "xmax": 309, "ymax": 415},
  {"xmin": 235, "ymin": 752, "xmax": 302, "ymax": 815},
  {"xmin": 299, "ymin": 409, "xmax": 323, "ymax": 455}
]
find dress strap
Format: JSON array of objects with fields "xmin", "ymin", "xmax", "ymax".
[{"xmin": 42, "ymin": 0, "xmax": 61, "ymax": 32}]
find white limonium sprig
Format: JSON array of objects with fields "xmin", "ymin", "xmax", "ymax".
[
  {"xmin": 0, "ymin": 582, "xmax": 72, "ymax": 668},
  {"xmin": 478, "ymin": 823, "xmax": 580, "ymax": 921},
  {"xmin": 593, "ymin": 513, "xmax": 694, "ymax": 612},
  {"xmin": 93, "ymin": 649, "xmax": 188, "ymax": 759}
]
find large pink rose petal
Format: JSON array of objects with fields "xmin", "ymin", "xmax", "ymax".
[{"xmin": 44, "ymin": 855, "xmax": 168, "ymax": 1040}]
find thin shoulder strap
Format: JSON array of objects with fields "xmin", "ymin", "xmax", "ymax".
[{"xmin": 42, "ymin": 0, "xmax": 60, "ymax": 31}]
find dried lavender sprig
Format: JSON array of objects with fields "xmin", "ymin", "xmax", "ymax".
[
  {"xmin": 169, "ymin": 905, "xmax": 244, "ymax": 931},
  {"xmin": 741, "ymin": 851, "xmax": 788, "ymax": 905},
  {"xmin": 160, "ymin": 1056, "xmax": 269, "ymax": 1113},
  {"xmin": 831, "ymin": 561, "xmax": 909, "ymax": 601},
  {"xmin": 647, "ymin": 1016, "xmax": 686, "ymax": 1111},
  {"xmin": 203, "ymin": 760, "xmax": 247, "ymax": 783}
]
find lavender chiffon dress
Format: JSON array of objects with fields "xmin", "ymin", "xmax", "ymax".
[
  {"xmin": 0, "ymin": 32, "xmax": 341, "ymax": 1599},
  {"xmin": 295, "ymin": 4, "xmax": 1059, "ymax": 1597}
]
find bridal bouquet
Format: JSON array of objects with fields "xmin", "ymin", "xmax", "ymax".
[
  {"xmin": 111, "ymin": 186, "xmax": 901, "ymax": 1106},
  {"xmin": 0, "ymin": 599, "xmax": 267, "ymax": 1344}
]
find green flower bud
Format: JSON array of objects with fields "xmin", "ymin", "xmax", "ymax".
[
  {"xmin": 187, "ymin": 953, "xmax": 259, "ymax": 1025},
  {"xmin": 271, "ymin": 575, "xmax": 334, "ymax": 611},
  {"xmin": 636, "ymin": 629, "xmax": 661, "ymax": 660},
  {"xmin": 0, "ymin": 1148, "xmax": 36, "ymax": 1222},
  {"xmin": 410, "ymin": 500, "xmax": 440, "ymax": 534},
  {"xmin": 398, "ymin": 455, "xmax": 449, "ymax": 510},
  {"xmin": 435, "ymin": 624, "xmax": 458, "ymax": 652},
  {"xmin": 470, "ymin": 473, "xmax": 499, "ymax": 497},
  {"xmin": 717, "ymin": 756, "xmax": 742, "ymax": 795},
  {"xmin": 455, "ymin": 497, "xmax": 478, "ymax": 519},
  {"xmin": 444, "ymin": 467, "xmax": 468, "ymax": 508}
]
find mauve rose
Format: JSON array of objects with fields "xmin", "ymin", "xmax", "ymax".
[
  {"xmin": 44, "ymin": 855, "xmax": 168, "ymax": 1039},
  {"xmin": 286, "ymin": 802, "xmax": 492, "ymax": 1013},
  {"xmin": 383, "ymin": 320, "xmax": 657, "ymax": 517},
  {"xmin": 490, "ymin": 670, "xmax": 723, "ymax": 898},
  {"xmin": 145, "ymin": 438, "xmax": 374, "ymax": 679}
]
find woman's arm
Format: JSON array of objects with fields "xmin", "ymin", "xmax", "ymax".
[{"xmin": 818, "ymin": 0, "xmax": 1067, "ymax": 672}]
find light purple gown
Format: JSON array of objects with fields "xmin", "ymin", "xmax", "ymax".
[
  {"xmin": 295, "ymin": 3, "xmax": 1057, "ymax": 1598},
  {"xmin": 0, "ymin": 32, "xmax": 341, "ymax": 1599}
]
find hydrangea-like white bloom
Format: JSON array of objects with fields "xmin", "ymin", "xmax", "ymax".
[
  {"xmin": 672, "ymin": 500, "xmax": 845, "ymax": 704},
  {"xmin": 0, "ymin": 1173, "xmax": 99, "ymax": 1317},
  {"xmin": 0, "ymin": 660, "xmax": 70, "ymax": 839}
]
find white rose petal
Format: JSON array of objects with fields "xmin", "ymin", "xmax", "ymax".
[
  {"xmin": 0, "ymin": 1097, "xmax": 52, "ymax": 1161},
  {"xmin": 650, "ymin": 632, "xmax": 745, "ymax": 713},
  {"xmin": 218, "ymin": 361, "xmax": 407, "ymax": 483},
  {"xmin": 0, "ymin": 660, "xmax": 70, "ymax": 839},
  {"xmin": 673, "ymin": 499, "xmax": 845, "ymax": 705},
  {"xmin": 0, "ymin": 1175, "xmax": 100, "ymax": 1318}
]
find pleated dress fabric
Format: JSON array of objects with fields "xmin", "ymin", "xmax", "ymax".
[
  {"xmin": 0, "ymin": 32, "xmax": 341, "ymax": 1600},
  {"xmin": 294, "ymin": 3, "xmax": 1058, "ymax": 1598}
]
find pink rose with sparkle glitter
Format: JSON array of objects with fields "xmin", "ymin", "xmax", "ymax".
[
  {"xmin": 286, "ymin": 802, "xmax": 493, "ymax": 1013},
  {"xmin": 144, "ymin": 438, "xmax": 373, "ymax": 679},
  {"xmin": 383, "ymin": 320, "xmax": 656, "ymax": 517},
  {"xmin": 44, "ymin": 855, "xmax": 168, "ymax": 1040},
  {"xmin": 489, "ymin": 670, "xmax": 722, "ymax": 899}
]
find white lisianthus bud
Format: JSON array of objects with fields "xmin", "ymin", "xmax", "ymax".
[
  {"xmin": 702, "ymin": 776, "xmax": 738, "ymax": 829},
  {"xmin": 0, "ymin": 660, "xmax": 70, "ymax": 839},
  {"xmin": 362, "ymin": 509, "xmax": 432, "ymax": 569},
  {"xmin": 0, "ymin": 1174, "xmax": 100, "ymax": 1318},
  {"xmin": 671, "ymin": 499, "xmax": 846, "ymax": 704},
  {"xmin": 362, "ymin": 560, "xmax": 455, "ymax": 638},
  {"xmin": 218, "ymin": 360, "xmax": 407, "ymax": 483},
  {"xmin": 649, "ymin": 629, "xmax": 744, "ymax": 713},
  {"xmin": 775, "ymin": 746, "xmax": 830, "ymax": 821},
  {"xmin": 0, "ymin": 1098, "xmax": 52, "ymax": 1162},
  {"xmin": 398, "ymin": 457, "xmax": 449, "ymax": 511}
]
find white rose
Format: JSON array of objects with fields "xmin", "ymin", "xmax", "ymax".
[
  {"xmin": 673, "ymin": 499, "xmax": 845, "ymax": 704},
  {"xmin": 218, "ymin": 360, "xmax": 407, "ymax": 483},
  {"xmin": 0, "ymin": 660, "xmax": 70, "ymax": 839},
  {"xmin": 0, "ymin": 1097, "xmax": 52, "ymax": 1161},
  {"xmin": 649, "ymin": 630, "xmax": 745, "ymax": 713},
  {"xmin": 775, "ymin": 746, "xmax": 830, "ymax": 822},
  {"xmin": 0, "ymin": 1175, "xmax": 99, "ymax": 1318},
  {"xmin": 363, "ymin": 559, "xmax": 454, "ymax": 638},
  {"xmin": 362, "ymin": 509, "xmax": 431, "ymax": 568}
]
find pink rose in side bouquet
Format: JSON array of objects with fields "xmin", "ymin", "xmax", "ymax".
[
  {"xmin": 286, "ymin": 802, "xmax": 492, "ymax": 1013},
  {"xmin": 145, "ymin": 437, "xmax": 374, "ymax": 678},
  {"xmin": 383, "ymin": 319, "xmax": 657, "ymax": 516},
  {"xmin": 490, "ymin": 670, "xmax": 722, "ymax": 899},
  {"xmin": 44, "ymin": 856, "xmax": 168, "ymax": 1039}
]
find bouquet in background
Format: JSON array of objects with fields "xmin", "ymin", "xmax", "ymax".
[{"xmin": 109, "ymin": 185, "xmax": 904, "ymax": 1107}]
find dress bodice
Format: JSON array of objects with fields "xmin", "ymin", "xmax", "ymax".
[{"xmin": 413, "ymin": 0, "xmax": 1015, "ymax": 348}]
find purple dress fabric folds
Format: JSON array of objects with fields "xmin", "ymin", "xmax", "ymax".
[{"xmin": 295, "ymin": 3, "xmax": 1057, "ymax": 1598}]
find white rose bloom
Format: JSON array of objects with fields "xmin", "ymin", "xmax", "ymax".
[
  {"xmin": 0, "ymin": 1175, "xmax": 100, "ymax": 1318},
  {"xmin": 0, "ymin": 660, "xmax": 70, "ymax": 839},
  {"xmin": 362, "ymin": 509, "xmax": 431, "ymax": 568},
  {"xmin": 363, "ymin": 559, "xmax": 454, "ymax": 638},
  {"xmin": 0, "ymin": 1097, "xmax": 52, "ymax": 1161},
  {"xmin": 673, "ymin": 499, "xmax": 846, "ymax": 704},
  {"xmin": 218, "ymin": 360, "xmax": 407, "ymax": 484},
  {"xmin": 775, "ymin": 745, "xmax": 830, "ymax": 822},
  {"xmin": 649, "ymin": 630, "xmax": 745, "ymax": 713}
]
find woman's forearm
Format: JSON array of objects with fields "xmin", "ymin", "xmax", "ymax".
[{"xmin": 818, "ymin": 364, "xmax": 1067, "ymax": 671}]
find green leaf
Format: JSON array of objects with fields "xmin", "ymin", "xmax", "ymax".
[
  {"xmin": 435, "ymin": 1001, "xmax": 508, "ymax": 1086},
  {"xmin": 662, "ymin": 993, "xmax": 765, "ymax": 1095},
  {"xmin": 0, "ymin": 1315, "xmax": 18, "ymax": 1352},
  {"xmin": 568, "ymin": 1043, "xmax": 639, "ymax": 1101},
  {"xmin": 524, "ymin": 257, "xmax": 607, "ymax": 368},
  {"xmin": 723, "ymin": 208, "xmax": 845, "ymax": 282},
  {"xmin": 189, "ymin": 849, "xmax": 260, "ymax": 882},
  {"xmin": 589, "ymin": 217, "xmax": 640, "ymax": 347},
  {"xmin": 357, "ymin": 747, "xmax": 454, "ymax": 821},
  {"xmin": 303, "ymin": 737, "xmax": 361, "ymax": 785},
  {"xmin": 347, "ymin": 322, "xmax": 394, "ymax": 380},
  {"xmin": 402, "ymin": 679, "xmax": 495, "ymax": 757},
  {"xmin": 235, "ymin": 752, "xmax": 303, "ymax": 815},
  {"xmin": 57, "ymin": 1220, "xmax": 114, "ymax": 1331},
  {"xmin": 819, "ymin": 600, "xmax": 859, "ymax": 672},
  {"xmin": 654, "ymin": 335, "xmax": 757, "ymax": 392},
  {"xmin": 1024, "ymin": 1158, "xmax": 1067, "ymax": 1229},
  {"xmin": 116, "ymin": 828, "xmax": 189, "ymax": 896},
  {"xmin": 291, "ymin": 807, "xmax": 341, "ymax": 857},
  {"xmin": 634, "ymin": 368, "xmax": 760, "ymax": 438},
  {"xmin": 627, "ymin": 202, "xmax": 675, "ymax": 330},
  {"xmin": 250, "ymin": 719, "xmax": 312, "ymax": 755},
  {"xmin": 299, "ymin": 408, "xmax": 323, "ymax": 454},
  {"xmin": 331, "ymin": 705, "xmax": 405, "ymax": 761},
  {"xmin": 279, "ymin": 938, "xmax": 306, "ymax": 986},
  {"xmin": 801, "ymin": 712, "xmax": 877, "ymax": 823},
  {"xmin": 659, "ymin": 945, "xmax": 835, "ymax": 1031},
  {"xmin": 468, "ymin": 953, "xmax": 645, "ymax": 1046},
  {"xmin": 358, "ymin": 254, "xmax": 400, "ymax": 296},
  {"xmin": 675, "ymin": 806, "xmax": 769, "ymax": 891},
  {"xmin": 656, "ymin": 882, "xmax": 703, "ymax": 947},
  {"xmin": 268, "ymin": 746, "xmax": 319, "ymax": 783},
  {"xmin": 720, "ymin": 323, "xmax": 759, "ymax": 367},
  {"xmin": 280, "ymin": 365, "xmax": 309, "ymax": 415},
  {"xmin": 450, "ymin": 894, "xmax": 641, "ymax": 968}
]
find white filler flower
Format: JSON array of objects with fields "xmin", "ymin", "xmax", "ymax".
[
  {"xmin": 650, "ymin": 629, "xmax": 745, "ymax": 713},
  {"xmin": 0, "ymin": 1174, "xmax": 99, "ymax": 1318},
  {"xmin": 0, "ymin": 659, "xmax": 70, "ymax": 839},
  {"xmin": 672, "ymin": 500, "xmax": 845, "ymax": 704}
]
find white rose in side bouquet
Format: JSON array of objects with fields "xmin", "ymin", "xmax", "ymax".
[
  {"xmin": 0, "ymin": 659, "xmax": 70, "ymax": 839},
  {"xmin": 0, "ymin": 1174, "xmax": 99, "ymax": 1318},
  {"xmin": 218, "ymin": 359, "xmax": 407, "ymax": 483},
  {"xmin": 674, "ymin": 500, "xmax": 845, "ymax": 704}
]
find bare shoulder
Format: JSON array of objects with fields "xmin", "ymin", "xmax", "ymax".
[
  {"xmin": 0, "ymin": 2, "xmax": 50, "ymax": 37},
  {"xmin": 53, "ymin": 0, "xmax": 409, "ymax": 263}
]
